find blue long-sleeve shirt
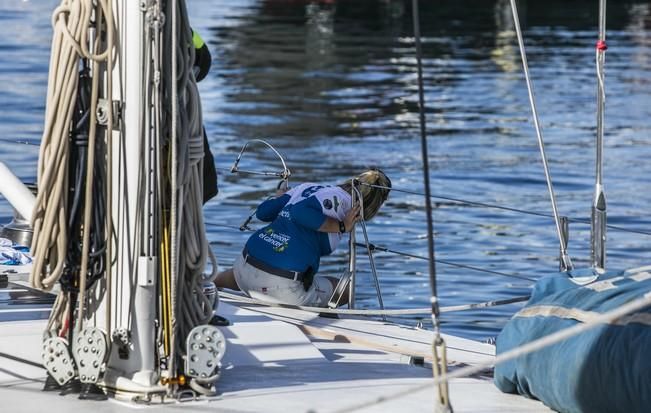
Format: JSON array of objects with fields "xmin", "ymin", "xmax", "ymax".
[{"xmin": 245, "ymin": 183, "xmax": 352, "ymax": 274}]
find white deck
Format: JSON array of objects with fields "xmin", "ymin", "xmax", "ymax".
[{"xmin": 0, "ymin": 288, "xmax": 552, "ymax": 413}]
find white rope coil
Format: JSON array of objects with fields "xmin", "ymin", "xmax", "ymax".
[{"xmin": 31, "ymin": 0, "xmax": 111, "ymax": 296}]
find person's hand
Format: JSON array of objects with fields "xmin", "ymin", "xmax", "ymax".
[
  {"xmin": 275, "ymin": 180, "xmax": 289, "ymax": 197},
  {"xmin": 275, "ymin": 186, "xmax": 289, "ymax": 197},
  {"xmin": 343, "ymin": 205, "xmax": 361, "ymax": 232}
]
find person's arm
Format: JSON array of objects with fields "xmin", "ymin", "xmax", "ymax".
[
  {"xmin": 192, "ymin": 30, "xmax": 211, "ymax": 82},
  {"xmin": 317, "ymin": 205, "xmax": 360, "ymax": 233},
  {"xmin": 255, "ymin": 194, "xmax": 290, "ymax": 222},
  {"xmin": 291, "ymin": 197, "xmax": 360, "ymax": 233}
]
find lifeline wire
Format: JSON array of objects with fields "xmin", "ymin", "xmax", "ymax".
[
  {"xmin": 356, "ymin": 242, "xmax": 536, "ymax": 282},
  {"xmin": 204, "ymin": 220, "xmax": 533, "ymax": 283},
  {"xmin": 219, "ymin": 164, "xmax": 651, "ymax": 237},
  {"xmin": 214, "ymin": 179, "xmax": 651, "ymax": 237},
  {"xmin": 359, "ymin": 182, "xmax": 651, "ymax": 236}
]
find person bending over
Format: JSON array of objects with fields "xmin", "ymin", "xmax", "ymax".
[{"xmin": 215, "ymin": 168, "xmax": 391, "ymax": 307}]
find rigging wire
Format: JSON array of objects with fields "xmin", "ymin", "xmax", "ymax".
[
  {"xmin": 356, "ymin": 242, "xmax": 536, "ymax": 282},
  {"xmin": 216, "ymin": 169, "xmax": 651, "ymax": 238},
  {"xmin": 0, "ymin": 138, "xmax": 39, "ymax": 147},
  {"xmin": 414, "ymin": 0, "xmax": 440, "ymax": 318},
  {"xmin": 204, "ymin": 221, "xmax": 535, "ymax": 283},
  {"xmin": 411, "ymin": 1, "xmax": 452, "ymax": 411},
  {"xmin": 509, "ymin": 0, "xmax": 573, "ymax": 271},
  {"xmin": 216, "ymin": 174, "xmax": 651, "ymax": 237},
  {"xmin": 359, "ymin": 182, "xmax": 651, "ymax": 237}
]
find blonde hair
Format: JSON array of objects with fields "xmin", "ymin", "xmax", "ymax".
[{"xmin": 339, "ymin": 168, "xmax": 391, "ymax": 220}]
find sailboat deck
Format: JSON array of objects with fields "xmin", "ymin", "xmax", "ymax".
[{"xmin": 0, "ymin": 272, "xmax": 551, "ymax": 412}]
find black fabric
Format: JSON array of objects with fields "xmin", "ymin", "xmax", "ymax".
[
  {"xmin": 301, "ymin": 267, "xmax": 314, "ymax": 291},
  {"xmin": 191, "ymin": 30, "xmax": 216, "ymax": 203},
  {"xmin": 202, "ymin": 128, "xmax": 218, "ymax": 204},
  {"xmin": 194, "ymin": 43, "xmax": 211, "ymax": 82}
]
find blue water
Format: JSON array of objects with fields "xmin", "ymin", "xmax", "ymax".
[{"xmin": 1, "ymin": 0, "xmax": 651, "ymax": 340}]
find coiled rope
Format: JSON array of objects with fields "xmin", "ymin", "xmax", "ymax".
[
  {"xmin": 163, "ymin": 0, "xmax": 219, "ymax": 388},
  {"xmin": 30, "ymin": 0, "xmax": 114, "ymax": 334},
  {"xmin": 31, "ymin": 0, "xmax": 94, "ymax": 291}
]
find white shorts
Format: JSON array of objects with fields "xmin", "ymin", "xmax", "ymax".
[{"xmin": 232, "ymin": 254, "xmax": 334, "ymax": 307}]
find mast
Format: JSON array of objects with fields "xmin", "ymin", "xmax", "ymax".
[
  {"xmin": 101, "ymin": 0, "xmax": 159, "ymax": 390},
  {"xmin": 591, "ymin": 0, "xmax": 607, "ymax": 271},
  {"xmin": 31, "ymin": 0, "xmax": 224, "ymax": 399}
]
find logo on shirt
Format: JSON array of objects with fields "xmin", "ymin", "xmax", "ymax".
[
  {"xmin": 323, "ymin": 199, "xmax": 333, "ymax": 210},
  {"xmin": 259, "ymin": 228, "xmax": 291, "ymax": 253},
  {"xmin": 302, "ymin": 185, "xmax": 324, "ymax": 198},
  {"xmin": 333, "ymin": 196, "xmax": 340, "ymax": 212}
]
